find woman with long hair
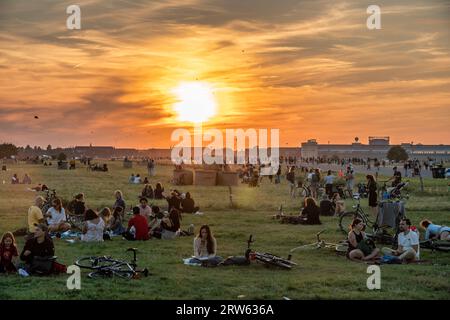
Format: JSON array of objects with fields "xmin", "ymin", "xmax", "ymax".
[
  {"xmin": 190, "ymin": 225, "xmax": 222, "ymax": 266},
  {"xmin": 347, "ymin": 218, "xmax": 380, "ymax": 262},
  {"xmin": 45, "ymin": 198, "xmax": 70, "ymax": 233},
  {"xmin": 0, "ymin": 232, "xmax": 19, "ymax": 273},
  {"xmin": 154, "ymin": 182, "xmax": 165, "ymax": 199},
  {"xmin": 298, "ymin": 197, "xmax": 321, "ymax": 225}
]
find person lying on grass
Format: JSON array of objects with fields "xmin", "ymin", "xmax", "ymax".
[
  {"xmin": 382, "ymin": 218, "xmax": 420, "ymax": 263},
  {"xmin": 123, "ymin": 207, "xmax": 150, "ymax": 241},
  {"xmin": 0, "ymin": 232, "xmax": 19, "ymax": 273},
  {"xmin": 45, "ymin": 198, "xmax": 70, "ymax": 233},
  {"xmin": 19, "ymin": 223, "xmax": 66, "ymax": 276},
  {"xmin": 81, "ymin": 209, "xmax": 105, "ymax": 242},
  {"xmin": 347, "ymin": 218, "xmax": 380, "ymax": 262},
  {"xmin": 420, "ymin": 219, "xmax": 450, "ymax": 241},
  {"xmin": 188, "ymin": 225, "xmax": 222, "ymax": 266}
]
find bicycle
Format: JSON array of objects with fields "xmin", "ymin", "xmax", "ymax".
[
  {"xmin": 420, "ymin": 239, "xmax": 450, "ymax": 253},
  {"xmin": 75, "ymin": 248, "xmax": 150, "ymax": 279},
  {"xmin": 338, "ymin": 195, "xmax": 397, "ymax": 245},
  {"xmin": 244, "ymin": 235, "xmax": 297, "ymax": 270},
  {"xmin": 290, "ymin": 230, "xmax": 348, "ymax": 254}
]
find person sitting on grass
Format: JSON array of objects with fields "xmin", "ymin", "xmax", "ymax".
[
  {"xmin": 332, "ymin": 193, "xmax": 345, "ymax": 216},
  {"xmin": 27, "ymin": 196, "xmax": 46, "ymax": 239},
  {"xmin": 107, "ymin": 207, "xmax": 125, "ymax": 236},
  {"xmin": 72, "ymin": 193, "xmax": 86, "ymax": 216},
  {"xmin": 134, "ymin": 174, "xmax": 142, "ymax": 184},
  {"xmin": 347, "ymin": 218, "xmax": 380, "ymax": 262},
  {"xmin": 319, "ymin": 194, "xmax": 334, "ymax": 216},
  {"xmin": 181, "ymin": 192, "xmax": 200, "ymax": 214},
  {"xmin": 11, "ymin": 174, "xmax": 19, "ymax": 184},
  {"xmin": 123, "ymin": 207, "xmax": 150, "ymax": 241},
  {"xmin": 45, "ymin": 198, "xmax": 70, "ymax": 233},
  {"xmin": 152, "ymin": 208, "xmax": 181, "ymax": 240},
  {"xmin": 298, "ymin": 197, "xmax": 321, "ymax": 225},
  {"xmin": 189, "ymin": 225, "xmax": 222, "ymax": 266},
  {"xmin": 113, "ymin": 190, "xmax": 126, "ymax": 212},
  {"xmin": 154, "ymin": 182, "xmax": 165, "ymax": 199},
  {"xmin": 382, "ymin": 218, "xmax": 420, "ymax": 263},
  {"xmin": 98, "ymin": 207, "xmax": 111, "ymax": 226},
  {"xmin": 420, "ymin": 219, "xmax": 450, "ymax": 241},
  {"xmin": 81, "ymin": 209, "xmax": 105, "ymax": 242},
  {"xmin": 143, "ymin": 177, "xmax": 149, "ymax": 185},
  {"xmin": 139, "ymin": 197, "xmax": 152, "ymax": 222},
  {"xmin": 0, "ymin": 232, "xmax": 19, "ymax": 273},
  {"xmin": 141, "ymin": 184, "xmax": 154, "ymax": 199},
  {"xmin": 148, "ymin": 205, "xmax": 163, "ymax": 232},
  {"xmin": 19, "ymin": 224, "xmax": 57, "ymax": 276},
  {"xmin": 22, "ymin": 173, "xmax": 32, "ymax": 184},
  {"xmin": 166, "ymin": 190, "xmax": 182, "ymax": 212},
  {"xmin": 129, "ymin": 173, "xmax": 135, "ymax": 184}
]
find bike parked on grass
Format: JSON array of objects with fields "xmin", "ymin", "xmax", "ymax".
[
  {"xmin": 245, "ymin": 235, "xmax": 297, "ymax": 270},
  {"xmin": 75, "ymin": 248, "xmax": 149, "ymax": 279},
  {"xmin": 290, "ymin": 229, "xmax": 348, "ymax": 254}
]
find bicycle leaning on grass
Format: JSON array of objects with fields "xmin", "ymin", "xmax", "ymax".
[
  {"xmin": 290, "ymin": 229, "xmax": 348, "ymax": 254},
  {"xmin": 75, "ymin": 248, "xmax": 150, "ymax": 279},
  {"xmin": 245, "ymin": 235, "xmax": 297, "ymax": 270}
]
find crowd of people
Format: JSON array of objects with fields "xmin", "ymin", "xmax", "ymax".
[{"xmin": 1, "ymin": 157, "xmax": 448, "ymax": 277}]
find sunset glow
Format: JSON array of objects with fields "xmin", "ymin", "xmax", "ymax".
[{"xmin": 172, "ymin": 82, "xmax": 218, "ymax": 123}]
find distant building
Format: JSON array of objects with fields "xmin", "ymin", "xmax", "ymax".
[{"xmin": 300, "ymin": 137, "xmax": 450, "ymax": 160}]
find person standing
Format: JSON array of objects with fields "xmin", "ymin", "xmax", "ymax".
[
  {"xmin": 366, "ymin": 175, "xmax": 378, "ymax": 217},
  {"xmin": 345, "ymin": 167, "xmax": 354, "ymax": 197},
  {"xmin": 286, "ymin": 166, "xmax": 296, "ymax": 198},
  {"xmin": 324, "ymin": 170, "xmax": 335, "ymax": 198}
]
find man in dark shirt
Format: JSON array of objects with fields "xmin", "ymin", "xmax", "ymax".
[
  {"xmin": 391, "ymin": 167, "xmax": 402, "ymax": 187},
  {"xmin": 181, "ymin": 192, "xmax": 199, "ymax": 213},
  {"xmin": 166, "ymin": 191, "xmax": 182, "ymax": 212},
  {"xmin": 20, "ymin": 224, "xmax": 55, "ymax": 274}
]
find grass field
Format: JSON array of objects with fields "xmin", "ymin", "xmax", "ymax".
[{"xmin": 0, "ymin": 161, "xmax": 449, "ymax": 300}]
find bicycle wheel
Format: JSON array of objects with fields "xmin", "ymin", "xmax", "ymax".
[
  {"xmin": 255, "ymin": 253, "xmax": 295, "ymax": 269},
  {"xmin": 339, "ymin": 211, "xmax": 360, "ymax": 234},
  {"xmin": 75, "ymin": 256, "xmax": 118, "ymax": 269},
  {"xmin": 88, "ymin": 270, "xmax": 114, "ymax": 279}
]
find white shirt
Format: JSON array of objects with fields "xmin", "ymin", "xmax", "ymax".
[
  {"xmin": 46, "ymin": 207, "xmax": 66, "ymax": 225},
  {"xmin": 134, "ymin": 176, "xmax": 141, "ymax": 184},
  {"xmin": 81, "ymin": 219, "xmax": 105, "ymax": 242},
  {"xmin": 324, "ymin": 175, "xmax": 335, "ymax": 184},
  {"xmin": 398, "ymin": 230, "xmax": 420, "ymax": 259}
]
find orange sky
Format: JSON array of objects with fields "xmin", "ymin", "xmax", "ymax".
[{"xmin": 0, "ymin": 0, "xmax": 449, "ymax": 148}]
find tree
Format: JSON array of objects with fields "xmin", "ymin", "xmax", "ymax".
[
  {"xmin": 57, "ymin": 152, "xmax": 67, "ymax": 161},
  {"xmin": 47, "ymin": 144, "xmax": 52, "ymax": 151},
  {"xmin": 0, "ymin": 143, "xmax": 18, "ymax": 159},
  {"xmin": 387, "ymin": 146, "xmax": 408, "ymax": 162}
]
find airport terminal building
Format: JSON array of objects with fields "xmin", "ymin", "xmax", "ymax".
[{"xmin": 300, "ymin": 137, "xmax": 450, "ymax": 161}]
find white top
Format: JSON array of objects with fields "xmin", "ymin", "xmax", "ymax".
[
  {"xmin": 81, "ymin": 219, "xmax": 105, "ymax": 242},
  {"xmin": 398, "ymin": 230, "xmax": 420, "ymax": 259},
  {"xmin": 134, "ymin": 176, "xmax": 141, "ymax": 184},
  {"xmin": 46, "ymin": 207, "xmax": 66, "ymax": 225},
  {"xmin": 324, "ymin": 175, "xmax": 335, "ymax": 184}
]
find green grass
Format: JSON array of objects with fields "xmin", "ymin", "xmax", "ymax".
[{"xmin": 0, "ymin": 161, "xmax": 449, "ymax": 300}]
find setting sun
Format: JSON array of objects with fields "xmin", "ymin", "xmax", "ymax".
[{"xmin": 172, "ymin": 82, "xmax": 218, "ymax": 123}]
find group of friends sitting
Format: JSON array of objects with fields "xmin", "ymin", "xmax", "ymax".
[
  {"xmin": 11, "ymin": 173, "xmax": 32, "ymax": 185},
  {"xmin": 346, "ymin": 218, "xmax": 450, "ymax": 263}
]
